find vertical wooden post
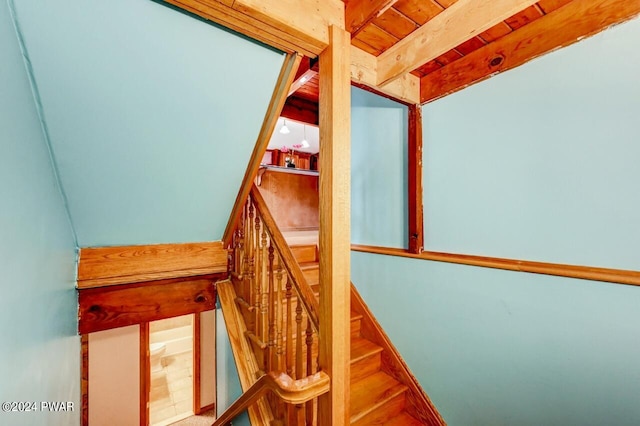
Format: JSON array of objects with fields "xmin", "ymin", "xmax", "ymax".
[
  {"xmin": 139, "ymin": 323, "xmax": 149, "ymax": 426},
  {"xmin": 81, "ymin": 335, "xmax": 89, "ymax": 426},
  {"xmin": 318, "ymin": 24, "xmax": 351, "ymax": 426},
  {"xmin": 408, "ymin": 104, "xmax": 424, "ymax": 254}
]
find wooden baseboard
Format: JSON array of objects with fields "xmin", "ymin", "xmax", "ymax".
[
  {"xmin": 351, "ymin": 244, "xmax": 640, "ymax": 287},
  {"xmin": 196, "ymin": 403, "xmax": 216, "ymax": 415}
]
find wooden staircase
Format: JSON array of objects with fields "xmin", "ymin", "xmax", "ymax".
[
  {"xmin": 216, "ymin": 185, "xmax": 444, "ymax": 425},
  {"xmin": 293, "ymin": 244, "xmax": 442, "ymax": 425}
]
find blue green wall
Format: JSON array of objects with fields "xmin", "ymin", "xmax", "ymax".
[
  {"xmin": 0, "ymin": 2, "xmax": 79, "ymax": 425},
  {"xmin": 422, "ymin": 17, "xmax": 640, "ymax": 271},
  {"xmin": 351, "ymin": 87, "xmax": 408, "ymax": 248},
  {"xmin": 351, "ymin": 16, "xmax": 640, "ymax": 426},
  {"xmin": 12, "ymin": 0, "xmax": 285, "ymax": 247},
  {"xmin": 216, "ymin": 309, "xmax": 250, "ymax": 425}
]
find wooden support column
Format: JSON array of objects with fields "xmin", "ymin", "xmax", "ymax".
[
  {"xmin": 408, "ymin": 104, "xmax": 424, "ymax": 254},
  {"xmin": 318, "ymin": 24, "xmax": 351, "ymax": 426}
]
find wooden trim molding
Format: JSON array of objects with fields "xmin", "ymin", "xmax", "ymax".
[
  {"xmin": 407, "ymin": 104, "xmax": 424, "ymax": 254},
  {"xmin": 222, "ymin": 52, "xmax": 303, "ymax": 248},
  {"xmin": 78, "ymin": 242, "xmax": 228, "ymax": 289},
  {"xmin": 140, "ymin": 323, "xmax": 150, "ymax": 426},
  {"xmin": 351, "ymin": 244, "xmax": 640, "ymax": 287},
  {"xmin": 421, "ymin": 0, "xmax": 640, "ymax": 103},
  {"xmin": 161, "ymin": 0, "xmax": 344, "ymax": 57},
  {"xmin": 193, "ymin": 313, "xmax": 201, "ymax": 414},
  {"xmin": 81, "ymin": 334, "xmax": 89, "ymax": 426}
]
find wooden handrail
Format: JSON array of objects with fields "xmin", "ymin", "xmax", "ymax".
[
  {"xmin": 213, "ymin": 371, "xmax": 330, "ymax": 426},
  {"xmin": 249, "ymin": 183, "xmax": 320, "ymax": 329},
  {"xmin": 351, "ymin": 244, "xmax": 640, "ymax": 287},
  {"xmin": 222, "ymin": 53, "xmax": 302, "ymax": 248}
]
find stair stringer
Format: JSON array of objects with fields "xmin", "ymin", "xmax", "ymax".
[
  {"xmin": 350, "ymin": 283, "xmax": 447, "ymax": 426},
  {"xmin": 217, "ymin": 279, "xmax": 274, "ymax": 425}
]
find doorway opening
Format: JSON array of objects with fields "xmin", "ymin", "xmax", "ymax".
[{"xmin": 149, "ymin": 314, "xmax": 194, "ymax": 425}]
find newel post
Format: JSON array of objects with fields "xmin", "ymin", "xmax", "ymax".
[{"xmin": 318, "ymin": 24, "xmax": 351, "ymax": 425}]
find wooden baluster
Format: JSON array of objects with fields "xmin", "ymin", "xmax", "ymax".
[
  {"xmin": 295, "ymin": 295, "xmax": 303, "ymax": 380},
  {"xmin": 306, "ymin": 319, "xmax": 315, "ymax": 426},
  {"xmin": 306, "ymin": 319, "xmax": 314, "ymax": 376},
  {"xmin": 275, "ymin": 255, "xmax": 284, "ymax": 372},
  {"xmin": 236, "ymin": 205, "xmax": 246, "ymax": 297},
  {"xmin": 255, "ymin": 214, "xmax": 271, "ymax": 372},
  {"xmin": 242, "ymin": 198, "xmax": 251, "ymax": 315},
  {"xmin": 247, "ymin": 200, "xmax": 257, "ymax": 336},
  {"xmin": 267, "ymin": 243, "xmax": 276, "ymax": 372},
  {"xmin": 254, "ymin": 214, "xmax": 262, "ymax": 344},
  {"xmin": 282, "ymin": 265, "xmax": 293, "ymax": 378}
]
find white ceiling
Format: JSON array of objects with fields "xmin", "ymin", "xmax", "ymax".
[{"xmin": 268, "ymin": 117, "xmax": 319, "ymax": 154}]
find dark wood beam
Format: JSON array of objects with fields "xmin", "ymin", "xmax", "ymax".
[
  {"xmin": 78, "ymin": 276, "xmax": 219, "ymax": 334},
  {"xmin": 408, "ymin": 104, "xmax": 424, "ymax": 254},
  {"xmin": 421, "ymin": 0, "xmax": 640, "ymax": 103},
  {"xmin": 282, "ymin": 95, "xmax": 319, "ymax": 125},
  {"xmin": 345, "ymin": 0, "xmax": 399, "ymax": 36}
]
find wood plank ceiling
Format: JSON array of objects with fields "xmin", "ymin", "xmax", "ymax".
[{"xmin": 286, "ymin": 0, "xmax": 638, "ymax": 116}]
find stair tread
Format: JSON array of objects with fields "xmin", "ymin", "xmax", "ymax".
[
  {"xmin": 350, "ymin": 371, "xmax": 408, "ymax": 423},
  {"xmin": 299, "ymin": 261, "xmax": 319, "ymax": 270},
  {"xmin": 351, "ymin": 336, "xmax": 383, "ymax": 364},
  {"xmin": 352, "ymin": 412, "xmax": 423, "ymax": 426}
]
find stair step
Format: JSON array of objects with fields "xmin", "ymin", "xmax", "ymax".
[
  {"xmin": 350, "ymin": 371, "xmax": 408, "ymax": 424},
  {"xmin": 301, "ymin": 263, "xmax": 319, "ymax": 286},
  {"xmin": 351, "ymin": 312, "xmax": 363, "ymax": 337},
  {"xmin": 350, "ymin": 336, "xmax": 383, "ymax": 364},
  {"xmin": 383, "ymin": 413, "xmax": 426, "ymax": 426},
  {"xmin": 350, "ymin": 335, "xmax": 383, "ymax": 384},
  {"xmin": 299, "ymin": 261, "xmax": 319, "ymax": 271},
  {"xmin": 290, "ymin": 245, "xmax": 317, "ymax": 264}
]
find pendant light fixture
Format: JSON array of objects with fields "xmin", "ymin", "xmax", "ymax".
[
  {"xmin": 301, "ymin": 124, "xmax": 310, "ymax": 148},
  {"xmin": 280, "ymin": 118, "xmax": 290, "ymax": 134}
]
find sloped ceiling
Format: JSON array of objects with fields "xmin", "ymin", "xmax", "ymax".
[{"xmin": 13, "ymin": 0, "xmax": 284, "ymax": 247}]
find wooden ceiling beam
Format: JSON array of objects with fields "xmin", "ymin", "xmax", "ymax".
[
  {"xmin": 345, "ymin": 0, "xmax": 399, "ymax": 36},
  {"xmin": 421, "ymin": 0, "xmax": 640, "ymax": 103},
  {"xmin": 163, "ymin": 0, "xmax": 344, "ymax": 56},
  {"xmin": 282, "ymin": 96, "xmax": 319, "ymax": 125},
  {"xmin": 164, "ymin": 0, "xmax": 416, "ymax": 104},
  {"xmin": 351, "ymin": 46, "xmax": 420, "ymax": 104},
  {"xmin": 376, "ymin": 0, "xmax": 539, "ymax": 86},
  {"xmin": 289, "ymin": 69, "xmax": 319, "ymax": 97}
]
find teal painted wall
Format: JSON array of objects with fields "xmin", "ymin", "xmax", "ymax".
[
  {"xmin": 422, "ymin": 18, "xmax": 640, "ymax": 271},
  {"xmin": 13, "ymin": 0, "xmax": 285, "ymax": 247},
  {"xmin": 351, "ymin": 87, "xmax": 408, "ymax": 248},
  {"xmin": 216, "ymin": 309, "xmax": 250, "ymax": 426},
  {"xmin": 351, "ymin": 252, "xmax": 640, "ymax": 426},
  {"xmin": 0, "ymin": 2, "xmax": 79, "ymax": 425},
  {"xmin": 351, "ymin": 16, "xmax": 640, "ymax": 426}
]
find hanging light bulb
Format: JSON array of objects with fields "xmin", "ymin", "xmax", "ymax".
[
  {"xmin": 280, "ymin": 118, "xmax": 290, "ymax": 134},
  {"xmin": 301, "ymin": 124, "xmax": 310, "ymax": 148}
]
